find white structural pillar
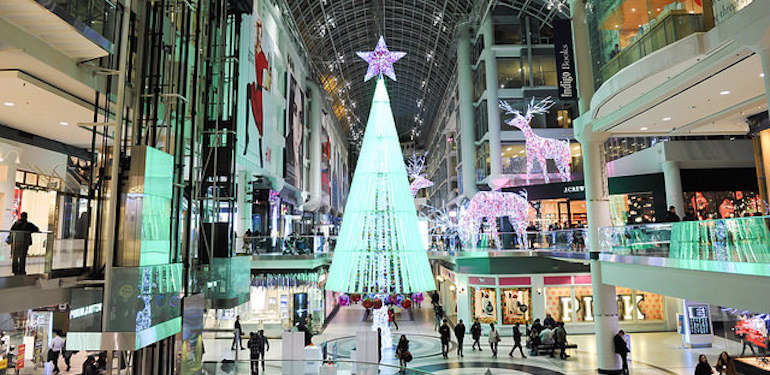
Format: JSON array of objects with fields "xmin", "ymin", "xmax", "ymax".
[
  {"xmin": 457, "ymin": 21, "xmax": 478, "ymax": 197},
  {"xmin": 482, "ymin": 15, "xmax": 503, "ymax": 182},
  {"xmin": 577, "ymin": 124, "xmax": 620, "ymax": 373},
  {"xmin": 570, "ymin": 0, "xmax": 595, "ymax": 114},
  {"xmin": 304, "ymin": 81, "xmax": 323, "ymax": 211},
  {"xmin": 661, "ymin": 160, "xmax": 685, "ymax": 219}
]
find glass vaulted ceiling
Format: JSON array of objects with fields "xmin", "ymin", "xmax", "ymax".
[{"xmin": 283, "ymin": 0, "xmax": 568, "ymax": 142}]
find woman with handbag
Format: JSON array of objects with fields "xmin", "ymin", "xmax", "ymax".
[
  {"xmin": 714, "ymin": 351, "xmax": 737, "ymax": 375},
  {"xmin": 488, "ymin": 323, "xmax": 501, "ymax": 357},
  {"xmin": 396, "ymin": 335, "xmax": 411, "ymax": 373}
]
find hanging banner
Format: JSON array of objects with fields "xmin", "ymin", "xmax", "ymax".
[{"xmin": 553, "ymin": 19, "xmax": 577, "ymax": 100}]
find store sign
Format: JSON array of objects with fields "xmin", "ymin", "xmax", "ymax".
[
  {"xmin": 712, "ymin": 0, "xmax": 753, "ymax": 24},
  {"xmin": 16, "ymin": 344, "xmax": 24, "ymax": 369},
  {"xmin": 563, "ymin": 185, "xmax": 584, "ymax": 194},
  {"xmin": 553, "ymin": 19, "xmax": 577, "ymax": 100},
  {"xmin": 70, "ymin": 303, "xmax": 103, "ymax": 319},
  {"xmin": 735, "ymin": 315, "xmax": 767, "ymax": 348}
]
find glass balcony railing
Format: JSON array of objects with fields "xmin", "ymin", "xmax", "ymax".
[
  {"xmin": 429, "ymin": 228, "xmax": 588, "ymax": 252},
  {"xmin": 597, "ymin": 11, "xmax": 707, "ymax": 86},
  {"xmin": 600, "ymin": 216, "xmax": 770, "ymax": 263},
  {"xmin": 40, "ymin": 0, "xmax": 117, "ymax": 51},
  {"xmin": 0, "ymin": 230, "xmax": 86, "ymax": 278},
  {"xmin": 239, "ymin": 235, "xmax": 337, "ymax": 256}
]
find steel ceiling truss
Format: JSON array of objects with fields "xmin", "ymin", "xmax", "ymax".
[{"xmin": 284, "ymin": 0, "xmax": 568, "ymax": 142}]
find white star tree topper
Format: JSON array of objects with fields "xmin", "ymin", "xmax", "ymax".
[{"xmin": 356, "ymin": 36, "xmax": 406, "ymax": 81}]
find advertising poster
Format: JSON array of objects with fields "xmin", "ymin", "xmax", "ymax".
[
  {"xmin": 284, "ymin": 74, "xmax": 305, "ymax": 189},
  {"xmin": 501, "ymin": 288, "xmax": 531, "ymax": 324},
  {"xmin": 239, "ymin": 6, "xmax": 276, "ymax": 168},
  {"xmin": 321, "ymin": 124, "xmax": 331, "ymax": 202},
  {"xmin": 180, "ymin": 294, "xmax": 205, "ymax": 375},
  {"xmin": 471, "ymin": 287, "xmax": 497, "ymax": 324}
]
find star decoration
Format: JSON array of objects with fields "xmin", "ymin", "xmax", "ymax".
[{"xmin": 356, "ymin": 36, "xmax": 406, "ymax": 82}]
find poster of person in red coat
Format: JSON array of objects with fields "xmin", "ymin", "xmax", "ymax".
[{"xmin": 243, "ymin": 14, "xmax": 272, "ymax": 165}]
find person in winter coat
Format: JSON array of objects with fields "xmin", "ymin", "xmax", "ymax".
[
  {"xmin": 614, "ymin": 330, "xmax": 630, "ymax": 375},
  {"xmin": 552, "ymin": 322, "xmax": 568, "ymax": 359},
  {"xmin": 439, "ymin": 319, "xmax": 451, "ymax": 358},
  {"xmin": 508, "ymin": 323, "xmax": 526, "ymax": 358},
  {"xmin": 714, "ymin": 351, "xmax": 737, "ymax": 375},
  {"xmin": 396, "ymin": 335, "xmax": 410, "ymax": 373},
  {"xmin": 471, "ymin": 319, "xmax": 482, "ymax": 351},
  {"xmin": 695, "ymin": 354, "xmax": 714, "ymax": 375},
  {"xmin": 488, "ymin": 323, "xmax": 501, "ymax": 357},
  {"xmin": 454, "ymin": 319, "xmax": 466, "ymax": 357}
]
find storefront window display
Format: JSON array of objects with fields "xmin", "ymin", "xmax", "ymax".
[
  {"xmin": 471, "ymin": 287, "xmax": 497, "ymax": 324},
  {"xmin": 501, "ymin": 288, "xmax": 531, "ymax": 324},
  {"xmin": 545, "ymin": 286, "xmax": 573, "ymax": 323},
  {"xmin": 609, "ymin": 192, "xmax": 656, "ymax": 225},
  {"xmin": 684, "ymin": 191, "xmax": 763, "ymax": 219},
  {"xmin": 572, "ymin": 286, "xmax": 665, "ymax": 323}
]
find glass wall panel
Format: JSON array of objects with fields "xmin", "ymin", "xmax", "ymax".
[
  {"xmin": 497, "ymin": 58, "xmax": 523, "ymax": 89},
  {"xmin": 587, "ymin": 0, "xmax": 711, "ymax": 88},
  {"xmin": 494, "ymin": 23, "xmax": 522, "ymax": 44}
]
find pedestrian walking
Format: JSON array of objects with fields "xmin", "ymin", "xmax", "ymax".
[
  {"xmin": 488, "ymin": 323, "xmax": 501, "ymax": 357},
  {"xmin": 471, "ymin": 318, "xmax": 482, "ymax": 351},
  {"xmin": 509, "ymin": 323, "xmax": 526, "ymax": 358},
  {"xmin": 49, "ymin": 330, "xmax": 65, "ymax": 373},
  {"xmin": 439, "ymin": 319, "xmax": 451, "ymax": 358},
  {"xmin": 695, "ymin": 354, "xmax": 714, "ymax": 375},
  {"xmin": 614, "ymin": 330, "xmax": 630, "ymax": 375},
  {"xmin": 396, "ymin": 335, "xmax": 411, "ymax": 374},
  {"xmin": 433, "ymin": 304, "xmax": 444, "ymax": 331},
  {"xmin": 9, "ymin": 212, "xmax": 39, "ymax": 275},
  {"xmin": 257, "ymin": 330, "xmax": 269, "ymax": 370},
  {"xmin": 454, "ymin": 319, "xmax": 466, "ymax": 357},
  {"xmin": 232, "ymin": 316, "xmax": 245, "ymax": 350},
  {"xmin": 388, "ymin": 307, "xmax": 399, "ymax": 330},
  {"xmin": 714, "ymin": 351, "xmax": 736, "ymax": 375}
]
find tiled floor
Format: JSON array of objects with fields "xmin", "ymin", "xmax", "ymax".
[{"xmin": 200, "ymin": 299, "xmax": 748, "ymax": 374}]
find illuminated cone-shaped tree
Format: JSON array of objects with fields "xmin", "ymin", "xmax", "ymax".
[{"xmin": 326, "ymin": 77, "xmax": 435, "ymax": 295}]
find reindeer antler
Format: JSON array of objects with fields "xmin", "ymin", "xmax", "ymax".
[
  {"xmin": 526, "ymin": 96, "xmax": 555, "ymax": 117},
  {"xmin": 499, "ymin": 100, "xmax": 522, "ymax": 117},
  {"xmin": 406, "ymin": 153, "xmax": 427, "ymax": 179}
]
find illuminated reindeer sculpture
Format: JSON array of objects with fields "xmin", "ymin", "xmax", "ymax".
[
  {"xmin": 500, "ymin": 98, "xmax": 572, "ymax": 183},
  {"xmin": 406, "ymin": 153, "xmax": 434, "ymax": 197},
  {"xmin": 457, "ymin": 190, "xmax": 536, "ymax": 250}
]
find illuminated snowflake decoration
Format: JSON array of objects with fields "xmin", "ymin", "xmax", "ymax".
[{"xmin": 356, "ymin": 36, "xmax": 406, "ymax": 82}]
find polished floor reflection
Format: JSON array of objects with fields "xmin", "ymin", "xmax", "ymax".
[{"xmin": 196, "ymin": 299, "xmax": 746, "ymax": 374}]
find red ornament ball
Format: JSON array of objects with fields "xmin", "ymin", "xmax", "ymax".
[
  {"xmin": 362, "ymin": 299, "xmax": 373, "ymax": 309},
  {"xmin": 373, "ymin": 299, "xmax": 383, "ymax": 309},
  {"xmin": 351, "ymin": 294, "xmax": 361, "ymax": 303},
  {"xmin": 400, "ymin": 299, "xmax": 412, "ymax": 309}
]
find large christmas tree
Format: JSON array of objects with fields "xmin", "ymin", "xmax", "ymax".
[{"xmin": 326, "ymin": 38, "xmax": 434, "ymax": 295}]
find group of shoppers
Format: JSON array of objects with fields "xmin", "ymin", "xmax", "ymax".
[
  {"xmin": 437, "ymin": 313, "xmax": 569, "ymax": 360},
  {"xmin": 694, "ymin": 352, "xmax": 738, "ymax": 375}
]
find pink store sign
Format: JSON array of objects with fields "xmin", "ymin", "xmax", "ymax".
[
  {"xmin": 468, "ymin": 277, "xmax": 496, "ymax": 286},
  {"xmin": 498, "ymin": 277, "xmax": 531, "ymax": 286}
]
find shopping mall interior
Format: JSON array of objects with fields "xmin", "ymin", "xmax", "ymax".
[{"xmin": 0, "ymin": 0, "xmax": 769, "ymax": 374}]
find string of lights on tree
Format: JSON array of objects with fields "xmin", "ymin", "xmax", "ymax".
[{"xmin": 326, "ymin": 37, "xmax": 435, "ymax": 302}]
